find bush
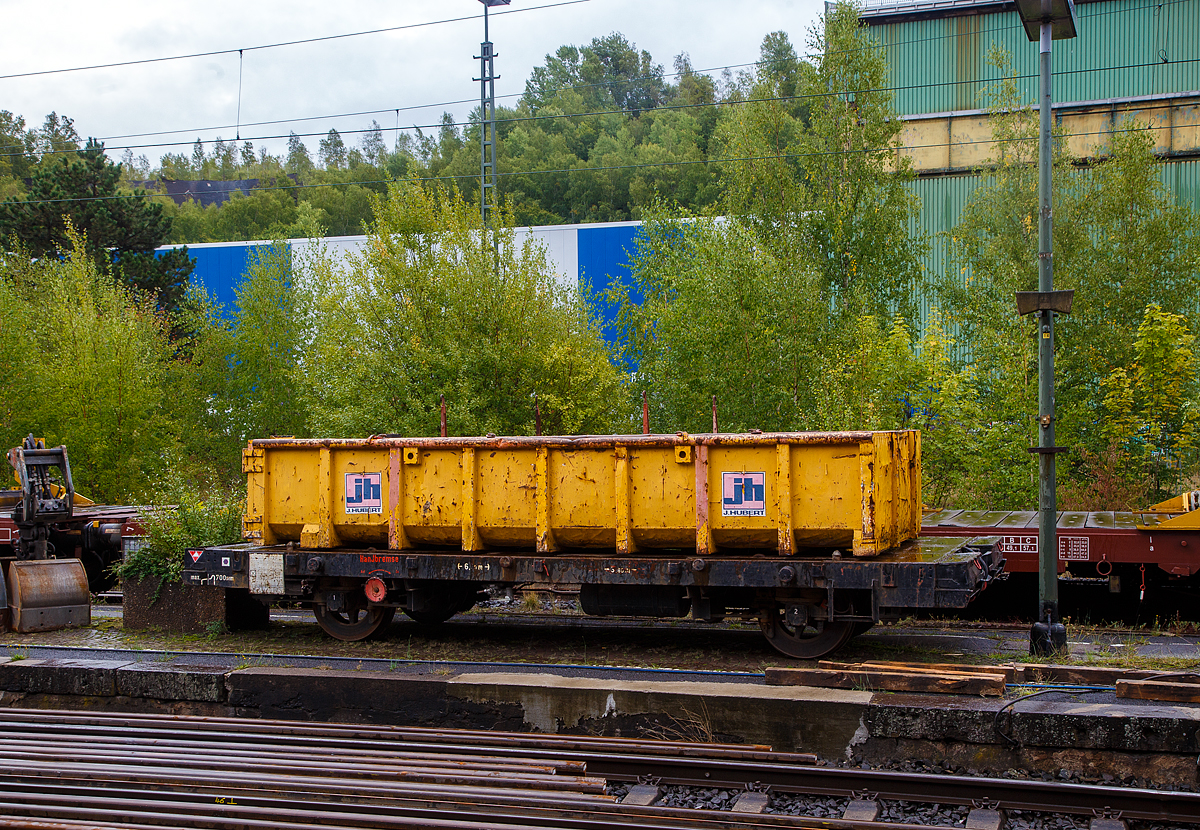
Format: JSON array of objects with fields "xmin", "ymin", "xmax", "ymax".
[{"xmin": 116, "ymin": 482, "xmax": 244, "ymax": 585}]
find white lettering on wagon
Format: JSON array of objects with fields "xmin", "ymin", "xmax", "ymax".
[
  {"xmin": 1000, "ymin": 535, "xmax": 1038, "ymax": 555},
  {"xmin": 1058, "ymin": 536, "xmax": 1090, "ymax": 561}
]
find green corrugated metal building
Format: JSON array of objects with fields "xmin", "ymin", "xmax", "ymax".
[{"xmin": 860, "ymin": 0, "xmax": 1200, "ymax": 326}]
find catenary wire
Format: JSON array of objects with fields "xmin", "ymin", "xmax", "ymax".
[
  {"xmin": 11, "ymin": 54, "xmax": 1195, "ymax": 165},
  {"xmin": 94, "ymin": 56, "xmax": 767, "ymax": 145},
  {"xmin": 6, "ymin": 0, "xmax": 1186, "ymax": 154},
  {"xmin": 0, "ymin": 0, "xmax": 591, "ymax": 82}
]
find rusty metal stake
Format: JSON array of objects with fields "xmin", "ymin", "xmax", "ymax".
[
  {"xmin": 642, "ymin": 391, "xmax": 650, "ymax": 435},
  {"xmin": 712, "ymin": 395, "xmax": 718, "ymax": 434},
  {"xmin": 440, "ymin": 395, "xmax": 448, "ymax": 438},
  {"xmin": 535, "ymin": 395, "xmax": 542, "ymax": 437}
]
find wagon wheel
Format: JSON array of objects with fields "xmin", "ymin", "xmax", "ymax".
[
  {"xmin": 759, "ymin": 608, "xmax": 855, "ymax": 659},
  {"xmin": 314, "ymin": 603, "xmax": 395, "ymax": 641}
]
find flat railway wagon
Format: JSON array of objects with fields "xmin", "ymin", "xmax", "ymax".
[
  {"xmin": 185, "ymin": 430, "xmax": 1004, "ymax": 658},
  {"xmin": 923, "ymin": 495, "xmax": 1200, "ymax": 619}
]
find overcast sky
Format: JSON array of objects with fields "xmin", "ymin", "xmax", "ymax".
[{"xmin": 1, "ymin": 0, "xmax": 830, "ymax": 168}]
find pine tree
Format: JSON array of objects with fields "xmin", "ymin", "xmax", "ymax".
[{"xmin": 0, "ymin": 139, "xmax": 194, "ymax": 312}]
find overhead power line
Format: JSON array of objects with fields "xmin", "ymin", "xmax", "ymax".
[
  {"xmin": 5, "ymin": 51, "xmax": 1192, "ymax": 166},
  {"xmin": 95, "ymin": 57, "xmax": 765, "ymax": 146},
  {"xmin": 0, "ymin": 0, "xmax": 590, "ymax": 81},
  {"xmin": 9, "ymin": 0, "xmax": 1183, "ymax": 152},
  {"xmin": 91, "ymin": 0, "xmax": 1196, "ymax": 149}
]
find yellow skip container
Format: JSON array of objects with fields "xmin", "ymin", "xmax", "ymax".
[{"xmin": 242, "ymin": 431, "xmax": 920, "ymax": 557}]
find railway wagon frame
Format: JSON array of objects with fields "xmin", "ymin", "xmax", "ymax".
[
  {"xmin": 187, "ymin": 535, "xmax": 1003, "ymax": 658},
  {"xmin": 184, "ymin": 431, "xmax": 1005, "ymax": 658}
]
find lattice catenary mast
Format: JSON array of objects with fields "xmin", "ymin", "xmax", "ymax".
[{"xmin": 476, "ymin": 0, "xmax": 509, "ymax": 227}]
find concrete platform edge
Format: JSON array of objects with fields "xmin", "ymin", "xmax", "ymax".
[{"xmin": 0, "ymin": 658, "xmax": 1196, "ymax": 787}]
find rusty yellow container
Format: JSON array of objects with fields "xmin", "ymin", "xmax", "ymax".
[{"xmin": 242, "ymin": 431, "xmax": 920, "ymax": 557}]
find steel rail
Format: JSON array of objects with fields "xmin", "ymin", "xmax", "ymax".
[
  {"xmin": 4, "ymin": 709, "xmax": 1198, "ymax": 825},
  {"xmin": 0, "ymin": 734, "xmax": 588, "ymax": 775},
  {"xmin": 0, "ymin": 778, "xmax": 966, "ymax": 830},
  {"xmin": 0, "ymin": 712, "xmax": 809, "ymax": 771},
  {"xmin": 0, "ymin": 765, "xmax": 612, "ymax": 807},
  {"xmin": 0, "ymin": 747, "xmax": 599, "ymax": 792},
  {"xmin": 0, "ymin": 709, "xmax": 783, "ymax": 758}
]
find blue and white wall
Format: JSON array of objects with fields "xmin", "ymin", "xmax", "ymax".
[{"xmin": 163, "ymin": 219, "xmax": 645, "ymax": 339}]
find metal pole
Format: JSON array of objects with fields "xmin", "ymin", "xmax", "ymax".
[
  {"xmin": 1033, "ymin": 19, "xmax": 1066, "ymax": 656},
  {"xmin": 478, "ymin": 6, "xmax": 498, "ymax": 228},
  {"xmin": 476, "ymin": 4, "xmax": 500, "ymax": 269}
]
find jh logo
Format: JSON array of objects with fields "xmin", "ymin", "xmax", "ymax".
[
  {"xmin": 345, "ymin": 472, "xmax": 382, "ymax": 514},
  {"xmin": 722, "ymin": 471, "xmax": 766, "ymax": 517}
]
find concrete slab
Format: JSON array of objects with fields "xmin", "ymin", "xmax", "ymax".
[
  {"xmin": 117, "ymin": 662, "xmax": 229, "ymax": 702},
  {"xmin": 732, "ymin": 792, "xmax": 770, "ymax": 813},
  {"xmin": 621, "ymin": 784, "xmax": 661, "ymax": 806},
  {"xmin": 966, "ymin": 808, "xmax": 1005, "ymax": 830},
  {"xmin": 448, "ymin": 672, "xmax": 873, "ymax": 756},
  {"xmin": 0, "ymin": 658, "xmax": 132, "ymax": 696},
  {"xmin": 226, "ymin": 667, "xmax": 528, "ymax": 729},
  {"xmin": 843, "ymin": 800, "xmax": 881, "ymax": 821}
]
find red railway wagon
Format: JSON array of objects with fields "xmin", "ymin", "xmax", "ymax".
[
  {"xmin": 922, "ymin": 495, "xmax": 1200, "ymax": 580},
  {"xmin": 921, "ymin": 493, "xmax": 1200, "ymax": 619}
]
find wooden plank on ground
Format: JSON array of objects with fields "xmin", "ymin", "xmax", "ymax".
[
  {"xmin": 820, "ymin": 660, "xmax": 1015, "ymax": 682},
  {"xmin": 1014, "ymin": 664, "xmax": 1161, "ymax": 686},
  {"xmin": 766, "ymin": 667, "xmax": 1005, "ymax": 696},
  {"xmin": 1116, "ymin": 679, "xmax": 1200, "ymax": 703},
  {"xmin": 862, "ymin": 661, "xmax": 1013, "ymax": 681}
]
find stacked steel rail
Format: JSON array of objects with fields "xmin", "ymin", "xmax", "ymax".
[{"xmin": 0, "ymin": 709, "xmax": 1197, "ymax": 828}]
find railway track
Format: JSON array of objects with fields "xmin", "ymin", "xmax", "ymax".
[{"xmin": 0, "ymin": 709, "xmax": 1196, "ymax": 829}]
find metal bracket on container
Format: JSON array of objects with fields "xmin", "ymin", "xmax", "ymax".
[{"xmin": 242, "ymin": 447, "xmax": 264, "ymax": 473}]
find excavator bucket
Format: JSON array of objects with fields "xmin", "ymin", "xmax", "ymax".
[
  {"xmin": 3, "ymin": 437, "xmax": 92, "ymax": 633},
  {"xmin": 6, "ymin": 559, "xmax": 90, "ymax": 633}
]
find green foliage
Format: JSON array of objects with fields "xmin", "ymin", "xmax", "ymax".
[
  {"xmin": 1098, "ymin": 305, "xmax": 1199, "ymax": 496},
  {"xmin": 0, "ymin": 111, "xmax": 38, "ymax": 200},
  {"xmin": 903, "ymin": 316, "xmax": 986, "ymax": 507},
  {"xmin": 523, "ymin": 33, "xmax": 668, "ymax": 116},
  {"xmin": 617, "ymin": 7, "xmax": 924, "ymax": 436},
  {"xmin": 0, "ymin": 226, "xmax": 180, "ymax": 501},
  {"xmin": 115, "ymin": 480, "xmax": 244, "ymax": 585},
  {"xmin": 616, "ymin": 204, "xmax": 826, "ymax": 432},
  {"xmin": 224, "ymin": 242, "xmax": 311, "ymax": 441},
  {"xmin": 795, "ymin": 4, "xmax": 924, "ymax": 324},
  {"xmin": 943, "ymin": 48, "xmax": 1200, "ymax": 507},
  {"xmin": 813, "ymin": 316, "xmax": 924, "ymax": 430},
  {"xmin": 301, "ymin": 180, "xmax": 622, "ymax": 436},
  {"xmin": 0, "ymin": 138, "xmax": 193, "ymax": 312}
]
